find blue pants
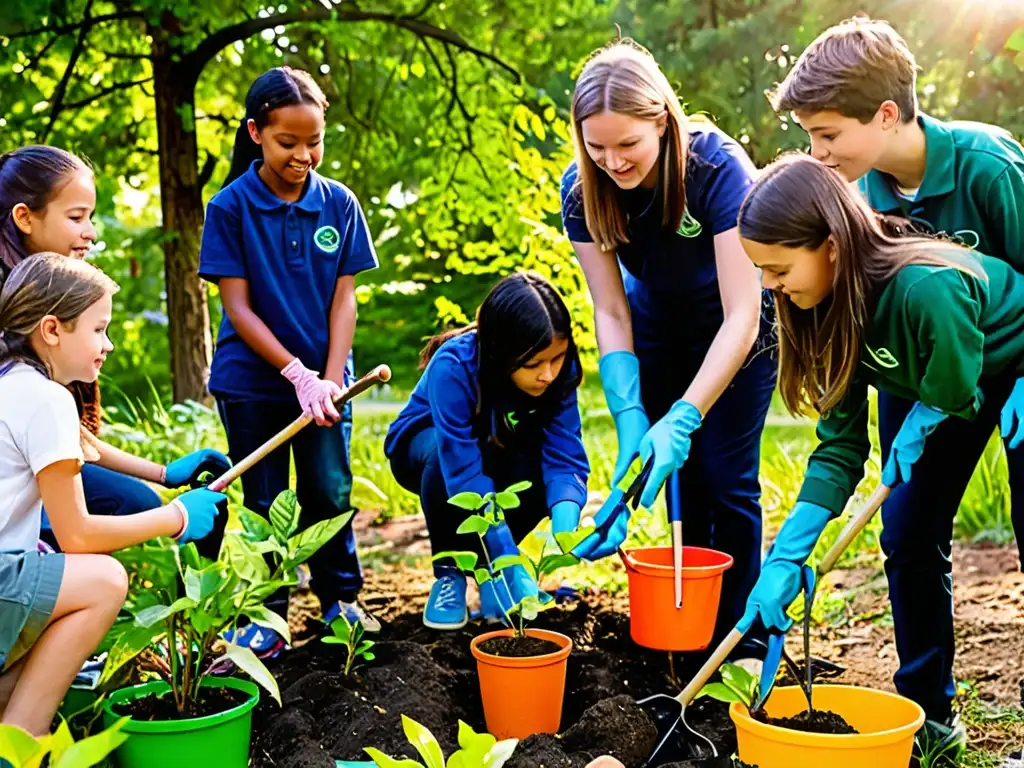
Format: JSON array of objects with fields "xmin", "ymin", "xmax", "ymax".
[
  {"xmin": 627, "ymin": 276, "xmax": 777, "ymax": 650},
  {"xmin": 878, "ymin": 377, "xmax": 1024, "ymax": 723},
  {"xmin": 217, "ymin": 397, "xmax": 361, "ymax": 615},
  {"xmin": 388, "ymin": 427, "xmax": 547, "ymax": 576}
]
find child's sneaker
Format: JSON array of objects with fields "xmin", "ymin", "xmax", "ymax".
[
  {"xmin": 324, "ymin": 599, "xmax": 382, "ymax": 633},
  {"xmin": 423, "ymin": 571, "xmax": 468, "ymax": 630},
  {"xmin": 223, "ymin": 622, "xmax": 287, "ymax": 659}
]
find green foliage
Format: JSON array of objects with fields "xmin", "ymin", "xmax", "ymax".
[
  {"xmin": 100, "ymin": 490, "xmax": 351, "ymax": 714},
  {"xmin": 363, "ymin": 714, "xmax": 517, "ymax": 768},
  {"xmin": 321, "ymin": 614, "xmax": 376, "ymax": 677},
  {"xmin": 0, "ymin": 717, "xmax": 128, "ymax": 768},
  {"xmin": 696, "ymin": 662, "xmax": 759, "ymax": 709}
]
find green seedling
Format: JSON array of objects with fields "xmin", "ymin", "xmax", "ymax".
[
  {"xmin": 364, "ymin": 714, "xmax": 517, "ymax": 768},
  {"xmin": 322, "ymin": 614, "xmax": 376, "ymax": 676}
]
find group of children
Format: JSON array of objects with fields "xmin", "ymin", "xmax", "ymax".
[{"xmin": 1, "ymin": 15, "xmax": 1021, "ymax": 760}]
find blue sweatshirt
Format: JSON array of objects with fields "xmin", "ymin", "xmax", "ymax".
[{"xmin": 384, "ymin": 332, "xmax": 589, "ymax": 510}]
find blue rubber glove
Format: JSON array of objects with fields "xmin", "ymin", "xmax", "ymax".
[
  {"xmin": 483, "ymin": 521, "xmax": 539, "ymax": 602},
  {"xmin": 739, "ymin": 501, "xmax": 833, "ymax": 633},
  {"xmin": 164, "ymin": 449, "xmax": 232, "ymax": 488},
  {"xmin": 882, "ymin": 402, "xmax": 948, "ymax": 487},
  {"xmin": 171, "ymin": 487, "xmax": 227, "ymax": 542},
  {"xmin": 599, "ymin": 352, "xmax": 651, "ymax": 487},
  {"xmin": 571, "ymin": 486, "xmax": 629, "ymax": 561},
  {"xmin": 550, "ymin": 501, "xmax": 581, "ymax": 536},
  {"xmin": 637, "ymin": 399, "xmax": 702, "ymax": 509},
  {"xmin": 1000, "ymin": 378, "xmax": 1024, "ymax": 451}
]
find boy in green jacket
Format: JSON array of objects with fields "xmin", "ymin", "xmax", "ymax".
[{"xmin": 763, "ymin": 15, "xmax": 1024, "ymax": 751}]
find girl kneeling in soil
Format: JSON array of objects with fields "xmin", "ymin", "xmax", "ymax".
[
  {"xmin": 385, "ymin": 272, "xmax": 590, "ymax": 630},
  {"xmin": 0, "ymin": 254, "xmax": 224, "ymax": 736},
  {"xmin": 199, "ymin": 66, "xmax": 379, "ymax": 652},
  {"xmin": 737, "ymin": 153, "xmax": 1024, "ymax": 738},
  {"xmin": 0, "ymin": 146, "xmax": 231, "ymax": 556}
]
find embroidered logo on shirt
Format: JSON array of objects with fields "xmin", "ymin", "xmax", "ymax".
[
  {"xmin": 676, "ymin": 209, "xmax": 703, "ymax": 238},
  {"xmin": 314, "ymin": 225, "xmax": 341, "ymax": 253},
  {"xmin": 863, "ymin": 345, "xmax": 900, "ymax": 370}
]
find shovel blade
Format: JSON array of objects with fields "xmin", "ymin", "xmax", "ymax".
[{"xmin": 638, "ymin": 695, "xmax": 721, "ymax": 766}]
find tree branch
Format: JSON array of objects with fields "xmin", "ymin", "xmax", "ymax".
[
  {"xmin": 5, "ymin": 10, "xmax": 144, "ymax": 40},
  {"xmin": 198, "ymin": 151, "xmax": 217, "ymax": 189},
  {"xmin": 182, "ymin": 8, "xmax": 519, "ymax": 84},
  {"xmin": 63, "ymin": 76, "xmax": 153, "ymax": 110},
  {"xmin": 41, "ymin": 0, "xmax": 95, "ymax": 142}
]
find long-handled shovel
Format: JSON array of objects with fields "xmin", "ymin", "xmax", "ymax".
[
  {"xmin": 639, "ymin": 483, "xmax": 892, "ymax": 766},
  {"xmin": 206, "ymin": 364, "xmax": 391, "ymax": 493}
]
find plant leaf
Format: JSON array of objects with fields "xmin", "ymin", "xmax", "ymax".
[
  {"xmin": 455, "ymin": 515, "xmax": 492, "ymax": 535},
  {"xmin": 100, "ymin": 621, "xmax": 166, "ymax": 685},
  {"xmin": 269, "ymin": 489, "xmax": 301, "ymax": 543},
  {"xmin": 402, "ymin": 714, "xmax": 445, "ymax": 768},
  {"xmin": 494, "ymin": 492, "xmax": 520, "ymax": 510},
  {"xmin": 473, "ymin": 568, "xmax": 493, "ymax": 585},
  {"xmin": 554, "ymin": 528, "xmax": 594, "ymax": 555},
  {"xmin": 243, "ymin": 605, "xmax": 292, "ymax": 644},
  {"xmin": 695, "ymin": 682, "xmax": 748, "ymax": 705},
  {"xmin": 285, "ymin": 511, "xmax": 354, "ymax": 568},
  {"xmin": 238, "ymin": 508, "xmax": 275, "ymax": 542},
  {"xmin": 134, "ymin": 596, "xmax": 196, "ymax": 628},
  {"xmin": 52, "ymin": 718, "xmax": 129, "ymax": 768},
  {"xmin": 504, "ymin": 481, "xmax": 532, "ymax": 493},
  {"xmin": 226, "ymin": 538, "xmax": 271, "ymax": 583},
  {"xmin": 720, "ymin": 663, "xmax": 758, "ymax": 703},
  {"xmin": 0, "ymin": 724, "xmax": 45, "ymax": 764},
  {"xmin": 221, "ymin": 645, "xmax": 281, "ymax": 705},
  {"xmin": 184, "ymin": 563, "xmax": 227, "ymax": 603},
  {"xmin": 448, "ymin": 492, "xmax": 485, "ymax": 511},
  {"xmin": 536, "ymin": 553, "xmax": 579, "ymax": 578},
  {"xmin": 1007, "ymin": 27, "xmax": 1024, "ymax": 52},
  {"xmin": 431, "ymin": 550, "xmax": 479, "ymax": 572},
  {"xmin": 484, "ymin": 738, "xmax": 519, "ymax": 768},
  {"xmin": 491, "ymin": 555, "xmax": 528, "ymax": 572},
  {"xmin": 363, "ymin": 747, "xmax": 424, "ymax": 768}
]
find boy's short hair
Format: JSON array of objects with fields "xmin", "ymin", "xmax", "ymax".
[{"xmin": 770, "ymin": 16, "xmax": 919, "ymax": 124}]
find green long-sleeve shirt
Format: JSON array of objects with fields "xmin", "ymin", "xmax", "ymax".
[{"xmin": 797, "ymin": 250, "xmax": 1024, "ymax": 515}]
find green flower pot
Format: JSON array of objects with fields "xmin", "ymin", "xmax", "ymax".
[{"xmin": 102, "ymin": 677, "xmax": 259, "ymax": 768}]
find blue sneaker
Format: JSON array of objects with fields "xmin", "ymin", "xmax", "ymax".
[
  {"xmin": 223, "ymin": 622, "xmax": 286, "ymax": 659},
  {"xmin": 323, "ymin": 600, "xmax": 382, "ymax": 633},
  {"xmin": 423, "ymin": 572, "xmax": 468, "ymax": 630}
]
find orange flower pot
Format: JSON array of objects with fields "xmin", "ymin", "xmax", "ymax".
[
  {"xmin": 619, "ymin": 546, "xmax": 733, "ymax": 651},
  {"xmin": 730, "ymin": 685, "xmax": 925, "ymax": 768},
  {"xmin": 469, "ymin": 628, "xmax": 572, "ymax": 739}
]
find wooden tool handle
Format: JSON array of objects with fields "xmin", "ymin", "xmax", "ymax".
[
  {"xmin": 817, "ymin": 484, "xmax": 890, "ymax": 575},
  {"xmin": 677, "ymin": 628, "xmax": 746, "ymax": 706},
  {"xmin": 207, "ymin": 364, "xmax": 391, "ymax": 493}
]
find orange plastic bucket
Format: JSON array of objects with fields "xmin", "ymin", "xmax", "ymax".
[
  {"xmin": 730, "ymin": 685, "xmax": 925, "ymax": 768},
  {"xmin": 470, "ymin": 628, "xmax": 572, "ymax": 739},
  {"xmin": 620, "ymin": 546, "xmax": 733, "ymax": 651}
]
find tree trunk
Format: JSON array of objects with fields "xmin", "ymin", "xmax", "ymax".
[{"xmin": 150, "ymin": 31, "xmax": 213, "ymax": 404}]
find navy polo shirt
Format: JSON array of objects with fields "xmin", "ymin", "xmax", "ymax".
[
  {"xmin": 199, "ymin": 161, "xmax": 378, "ymax": 401},
  {"xmin": 560, "ymin": 127, "xmax": 756, "ymax": 317}
]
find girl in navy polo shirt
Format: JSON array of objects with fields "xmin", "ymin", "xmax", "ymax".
[
  {"xmin": 199, "ymin": 67, "xmax": 379, "ymax": 653},
  {"xmin": 560, "ymin": 40, "xmax": 776, "ymax": 659},
  {"xmin": 385, "ymin": 272, "xmax": 589, "ymax": 630}
]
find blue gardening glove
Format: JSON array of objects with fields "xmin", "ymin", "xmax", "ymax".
[
  {"xmin": 483, "ymin": 521, "xmax": 539, "ymax": 602},
  {"xmin": 636, "ymin": 399, "xmax": 701, "ymax": 509},
  {"xmin": 600, "ymin": 351, "xmax": 651, "ymax": 487},
  {"xmin": 571, "ymin": 486, "xmax": 629, "ymax": 561},
  {"xmin": 550, "ymin": 501, "xmax": 581, "ymax": 536},
  {"xmin": 739, "ymin": 501, "xmax": 833, "ymax": 633},
  {"xmin": 1000, "ymin": 378, "xmax": 1024, "ymax": 450},
  {"xmin": 164, "ymin": 449, "xmax": 232, "ymax": 488},
  {"xmin": 882, "ymin": 401, "xmax": 948, "ymax": 487},
  {"xmin": 171, "ymin": 487, "xmax": 226, "ymax": 542}
]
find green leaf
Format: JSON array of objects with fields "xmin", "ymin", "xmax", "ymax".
[
  {"xmin": 238, "ymin": 509, "xmax": 275, "ymax": 542},
  {"xmin": 226, "ymin": 538, "xmax": 271, "ymax": 583},
  {"xmin": 362, "ymin": 747, "xmax": 424, "ymax": 768},
  {"xmin": 0, "ymin": 724, "xmax": 44, "ymax": 764},
  {"xmin": 134, "ymin": 596, "xmax": 196, "ymax": 628},
  {"xmin": 356, "ymin": 640, "xmax": 375, "ymax": 654},
  {"xmin": 432, "ymin": 550, "xmax": 479, "ymax": 572},
  {"xmin": 695, "ymin": 682, "xmax": 748, "ymax": 705},
  {"xmin": 285, "ymin": 511, "xmax": 354, "ymax": 568},
  {"xmin": 269, "ymin": 489, "xmax": 300, "ymax": 543},
  {"xmin": 554, "ymin": 528, "xmax": 594, "ymax": 555},
  {"xmin": 491, "ymin": 555, "xmax": 528, "ymax": 572},
  {"xmin": 448, "ymin": 491, "xmax": 485, "ymax": 511},
  {"xmin": 184, "ymin": 563, "xmax": 227, "ymax": 603},
  {"xmin": 401, "ymin": 714, "xmax": 445, "ymax": 768},
  {"xmin": 99, "ymin": 621, "xmax": 165, "ymax": 685},
  {"xmin": 321, "ymin": 636, "xmax": 345, "ymax": 645},
  {"xmin": 473, "ymin": 568, "xmax": 493, "ymax": 585},
  {"xmin": 243, "ymin": 605, "xmax": 292, "ymax": 644},
  {"xmin": 720, "ymin": 662, "xmax": 758, "ymax": 703},
  {"xmin": 494, "ymin": 492, "xmax": 520, "ymax": 510},
  {"xmin": 615, "ymin": 456, "xmax": 644, "ymax": 493},
  {"xmin": 456, "ymin": 515, "xmax": 492, "ymax": 535},
  {"xmin": 327, "ymin": 614, "xmax": 353, "ymax": 643},
  {"xmin": 504, "ymin": 481, "xmax": 532, "ymax": 493},
  {"xmin": 536, "ymin": 553, "xmax": 579, "ymax": 577},
  {"xmin": 483, "ymin": 738, "xmax": 519, "ymax": 768},
  {"xmin": 52, "ymin": 718, "xmax": 129, "ymax": 768},
  {"xmin": 221, "ymin": 645, "xmax": 281, "ymax": 705},
  {"xmin": 47, "ymin": 718, "xmax": 75, "ymax": 759},
  {"xmin": 1006, "ymin": 27, "xmax": 1024, "ymax": 52}
]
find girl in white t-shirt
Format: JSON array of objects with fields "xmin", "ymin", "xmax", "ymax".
[{"xmin": 0, "ymin": 253, "xmax": 225, "ymax": 736}]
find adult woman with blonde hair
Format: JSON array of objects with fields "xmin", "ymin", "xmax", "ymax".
[{"xmin": 561, "ymin": 39, "xmax": 776, "ymax": 656}]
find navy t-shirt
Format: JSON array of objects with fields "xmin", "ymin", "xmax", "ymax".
[
  {"xmin": 199, "ymin": 161, "xmax": 378, "ymax": 400},
  {"xmin": 560, "ymin": 127, "xmax": 756, "ymax": 316}
]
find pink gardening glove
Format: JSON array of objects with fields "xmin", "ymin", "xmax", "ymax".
[{"xmin": 281, "ymin": 358, "xmax": 344, "ymax": 426}]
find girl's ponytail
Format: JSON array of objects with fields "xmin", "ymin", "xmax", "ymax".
[
  {"xmin": 223, "ymin": 118, "xmax": 264, "ymax": 189},
  {"xmin": 418, "ymin": 322, "xmax": 478, "ymax": 369}
]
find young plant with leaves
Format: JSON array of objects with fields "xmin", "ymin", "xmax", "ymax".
[
  {"xmin": 0, "ymin": 717, "xmax": 128, "ymax": 768},
  {"xmin": 321, "ymin": 614, "xmax": 376, "ymax": 676},
  {"xmin": 99, "ymin": 490, "xmax": 352, "ymax": 716},
  {"xmin": 363, "ymin": 714, "xmax": 517, "ymax": 768}
]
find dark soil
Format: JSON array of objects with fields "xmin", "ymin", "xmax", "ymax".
[
  {"xmin": 478, "ymin": 635, "xmax": 563, "ymax": 658},
  {"xmin": 114, "ymin": 684, "xmax": 250, "ymax": 721},
  {"xmin": 760, "ymin": 708, "xmax": 858, "ymax": 735}
]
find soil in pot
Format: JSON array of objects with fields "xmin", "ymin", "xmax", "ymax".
[
  {"xmin": 756, "ymin": 708, "xmax": 858, "ymax": 735},
  {"xmin": 478, "ymin": 634, "xmax": 562, "ymax": 657},
  {"xmin": 112, "ymin": 684, "xmax": 251, "ymax": 720}
]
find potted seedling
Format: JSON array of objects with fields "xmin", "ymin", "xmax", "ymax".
[
  {"xmin": 432, "ymin": 482, "xmax": 576, "ymax": 739},
  {"xmin": 321, "ymin": 615, "xmax": 376, "ymax": 677},
  {"xmin": 97, "ymin": 490, "xmax": 352, "ymax": 768},
  {"xmin": 362, "ymin": 713, "xmax": 518, "ymax": 768}
]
